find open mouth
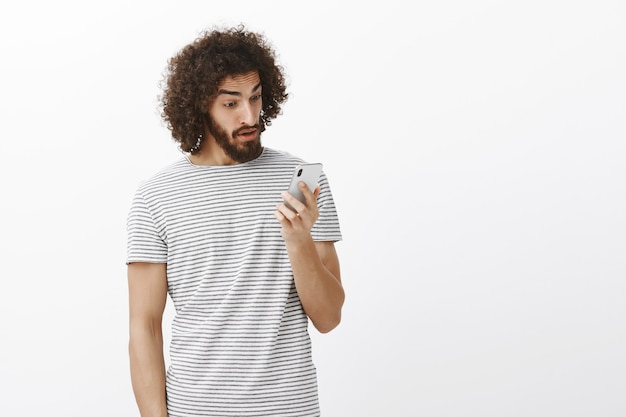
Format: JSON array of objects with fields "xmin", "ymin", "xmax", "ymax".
[{"xmin": 236, "ymin": 128, "xmax": 258, "ymax": 142}]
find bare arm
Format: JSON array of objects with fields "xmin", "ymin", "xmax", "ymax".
[
  {"xmin": 128, "ymin": 262, "xmax": 168, "ymax": 417},
  {"xmin": 275, "ymin": 182, "xmax": 345, "ymax": 333}
]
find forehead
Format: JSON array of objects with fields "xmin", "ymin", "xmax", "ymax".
[{"xmin": 217, "ymin": 71, "xmax": 261, "ymax": 92}]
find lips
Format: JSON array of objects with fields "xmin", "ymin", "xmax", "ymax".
[{"xmin": 236, "ymin": 128, "xmax": 258, "ymax": 142}]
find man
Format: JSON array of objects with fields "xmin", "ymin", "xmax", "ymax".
[{"xmin": 126, "ymin": 25, "xmax": 344, "ymax": 417}]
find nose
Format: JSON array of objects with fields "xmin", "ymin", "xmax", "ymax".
[{"xmin": 239, "ymin": 102, "xmax": 257, "ymax": 126}]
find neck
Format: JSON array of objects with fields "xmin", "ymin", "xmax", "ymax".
[{"xmin": 187, "ymin": 138, "xmax": 235, "ymax": 166}]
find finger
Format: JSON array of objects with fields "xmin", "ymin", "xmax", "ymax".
[
  {"xmin": 274, "ymin": 208, "xmax": 293, "ymax": 225},
  {"xmin": 276, "ymin": 203, "xmax": 300, "ymax": 221},
  {"xmin": 299, "ymin": 182, "xmax": 319, "ymax": 211},
  {"xmin": 281, "ymin": 191, "xmax": 305, "ymax": 213}
]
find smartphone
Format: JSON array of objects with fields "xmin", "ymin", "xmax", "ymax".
[{"xmin": 285, "ymin": 162, "xmax": 323, "ymax": 211}]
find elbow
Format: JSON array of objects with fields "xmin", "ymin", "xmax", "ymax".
[
  {"xmin": 308, "ymin": 284, "xmax": 345, "ymax": 333},
  {"xmin": 315, "ymin": 291, "xmax": 344, "ymax": 333},
  {"xmin": 128, "ymin": 318, "xmax": 163, "ymax": 350},
  {"xmin": 313, "ymin": 312, "xmax": 342, "ymax": 334}
]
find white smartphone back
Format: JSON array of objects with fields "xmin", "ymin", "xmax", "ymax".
[{"xmin": 286, "ymin": 163, "xmax": 323, "ymax": 211}]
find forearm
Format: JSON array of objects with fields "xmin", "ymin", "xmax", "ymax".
[
  {"xmin": 287, "ymin": 236, "xmax": 344, "ymax": 333},
  {"xmin": 129, "ymin": 325, "xmax": 168, "ymax": 417}
]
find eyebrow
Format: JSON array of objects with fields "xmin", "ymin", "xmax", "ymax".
[{"xmin": 217, "ymin": 82, "xmax": 262, "ymax": 97}]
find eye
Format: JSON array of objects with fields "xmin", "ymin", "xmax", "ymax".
[
  {"xmin": 224, "ymin": 101, "xmax": 236, "ymax": 108},
  {"xmin": 251, "ymin": 94, "xmax": 262, "ymax": 102}
]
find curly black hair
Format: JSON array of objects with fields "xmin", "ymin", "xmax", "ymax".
[{"xmin": 160, "ymin": 24, "xmax": 289, "ymax": 153}]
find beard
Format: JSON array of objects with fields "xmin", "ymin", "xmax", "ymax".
[{"xmin": 207, "ymin": 117, "xmax": 264, "ymax": 163}]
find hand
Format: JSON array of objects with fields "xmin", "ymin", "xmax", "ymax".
[{"xmin": 274, "ymin": 181, "xmax": 320, "ymax": 243}]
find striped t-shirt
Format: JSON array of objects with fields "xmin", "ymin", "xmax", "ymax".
[{"xmin": 126, "ymin": 147, "xmax": 342, "ymax": 417}]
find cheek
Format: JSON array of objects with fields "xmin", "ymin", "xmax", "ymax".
[{"xmin": 211, "ymin": 111, "xmax": 232, "ymax": 129}]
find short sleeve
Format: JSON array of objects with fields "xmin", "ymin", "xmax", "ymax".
[
  {"xmin": 126, "ymin": 188, "xmax": 168, "ymax": 264},
  {"xmin": 311, "ymin": 171, "xmax": 342, "ymax": 243}
]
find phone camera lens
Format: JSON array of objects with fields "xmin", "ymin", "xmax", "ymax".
[{"xmin": 297, "ymin": 169, "xmax": 302, "ymax": 177}]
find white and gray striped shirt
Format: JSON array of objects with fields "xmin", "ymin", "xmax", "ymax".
[{"xmin": 127, "ymin": 147, "xmax": 342, "ymax": 417}]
